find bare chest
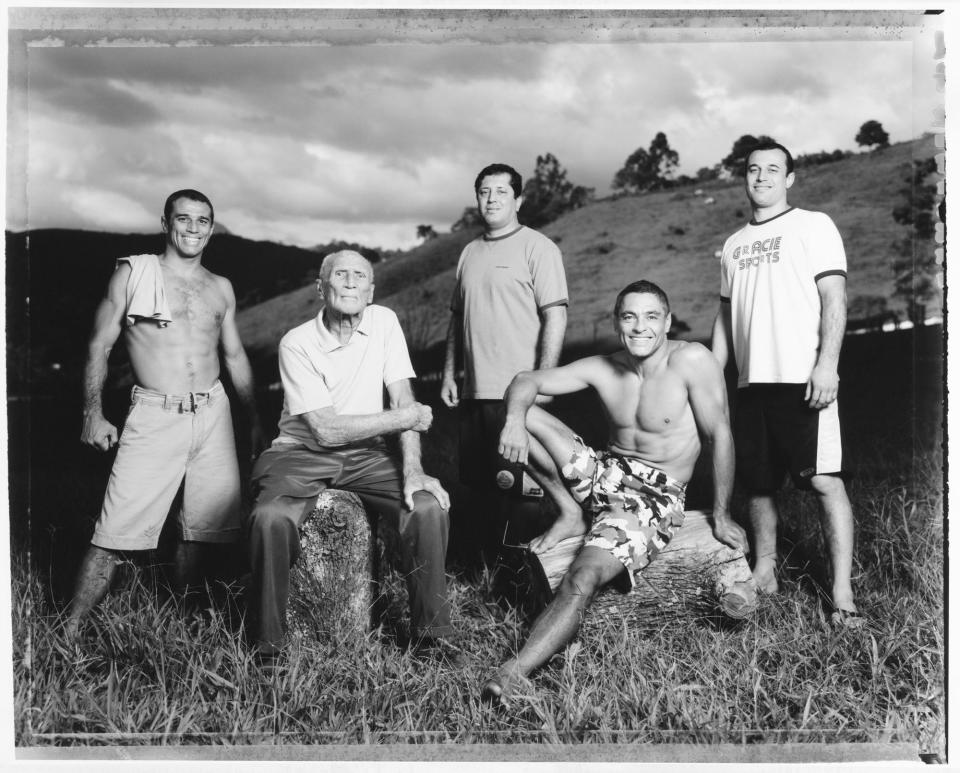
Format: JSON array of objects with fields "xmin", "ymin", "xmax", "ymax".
[
  {"xmin": 605, "ymin": 370, "xmax": 692, "ymax": 432},
  {"xmin": 164, "ymin": 273, "xmax": 226, "ymax": 333}
]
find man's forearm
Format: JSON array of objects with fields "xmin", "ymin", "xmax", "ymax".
[
  {"xmin": 536, "ymin": 305, "xmax": 567, "ymax": 370},
  {"xmin": 399, "ymin": 429, "xmax": 423, "ymax": 476},
  {"xmin": 224, "ymin": 351, "xmax": 258, "ymax": 418},
  {"xmin": 82, "ymin": 345, "xmax": 111, "ymax": 416},
  {"xmin": 304, "ymin": 406, "xmax": 416, "ymax": 447},
  {"xmin": 443, "ymin": 313, "xmax": 461, "ymax": 380},
  {"xmin": 503, "ymin": 372, "xmax": 540, "ymax": 424},
  {"xmin": 709, "ymin": 425, "xmax": 736, "ymax": 518},
  {"xmin": 816, "ymin": 290, "xmax": 846, "ymax": 370}
]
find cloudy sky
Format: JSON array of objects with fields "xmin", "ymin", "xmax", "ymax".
[{"xmin": 6, "ymin": 7, "xmax": 945, "ymax": 251}]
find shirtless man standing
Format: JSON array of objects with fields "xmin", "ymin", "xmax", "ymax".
[
  {"xmin": 482, "ymin": 280, "xmax": 748, "ymax": 705},
  {"xmin": 66, "ymin": 189, "xmax": 262, "ymax": 639}
]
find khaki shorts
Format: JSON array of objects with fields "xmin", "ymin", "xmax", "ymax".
[
  {"xmin": 562, "ymin": 437, "xmax": 686, "ymax": 589},
  {"xmin": 92, "ymin": 382, "xmax": 241, "ymax": 550}
]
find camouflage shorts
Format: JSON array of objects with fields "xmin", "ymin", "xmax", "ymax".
[{"xmin": 561, "ymin": 437, "xmax": 686, "ymax": 587}]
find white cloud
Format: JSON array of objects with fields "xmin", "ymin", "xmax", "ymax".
[
  {"xmin": 8, "ymin": 22, "xmax": 940, "ymax": 248},
  {"xmin": 60, "ymin": 189, "xmax": 156, "ymax": 233}
]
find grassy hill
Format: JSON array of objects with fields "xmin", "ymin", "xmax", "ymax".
[{"xmin": 236, "ymin": 136, "xmax": 940, "ymax": 367}]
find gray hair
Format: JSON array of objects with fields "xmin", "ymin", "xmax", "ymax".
[{"xmin": 318, "ymin": 250, "xmax": 374, "ymax": 282}]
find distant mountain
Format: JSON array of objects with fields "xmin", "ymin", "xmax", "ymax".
[
  {"xmin": 237, "ymin": 136, "xmax": 941, "ymax": 374},
  {"xmin": 5, "ymin": 229, "xmax": 325, "ymax": 394}
]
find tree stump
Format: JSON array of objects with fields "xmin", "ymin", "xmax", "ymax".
[
  {"xmin": 519, "ymin": 509, "xmax": 757, "ymax": 633},
  {"xmin": 287, "ymin": 489, "xmax": 380, "ymax": 641}
]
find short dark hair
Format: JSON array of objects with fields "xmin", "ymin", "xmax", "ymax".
[
  {"xmin": 614, "ymin": 280, "xmax": 671, "ymax": 317},
  {"xmin": 163, "ymin": 189, "xmax": 215, "ymax": 223},
  {"xmin": 745, "ymin": 141, "xmax": 795, "ymax": 175},
  {"xmin": 474, "ymin": 164, "xmax": 523, "ymax": 198}
]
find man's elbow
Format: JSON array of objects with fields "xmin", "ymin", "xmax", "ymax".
[{"xmin": 312, "ymin": 427, "xmax": 343, "ymax": 447}]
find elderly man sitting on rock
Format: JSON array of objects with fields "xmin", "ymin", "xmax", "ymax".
[{"xmin": 247, "ymin": 250, "xmax": 455, "ymax": 667}]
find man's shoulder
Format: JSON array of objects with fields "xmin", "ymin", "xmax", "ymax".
[
  {"xmin": 722, "ymin": 221, "xmax": 750, "ymax": 248},
  {"xmin": 792, "ymin": 207, "xmax": 837, "ymax": 227},
  {"xmin": 204, "ymin": 268, "xmax": 234, "ymax": 292},
  {"xmin": 667, "ymin": 340, "xmax": 712, "ymax": 369},
  {"xmin": 517, "ymin": 226, "xmax": 560, "ymax": 252},
  {"xmin": 362, "ymin": 304, "xmax": 401, "ymax": 331},
  {"xmin": 280, "ymin": 316, "xmax": 320, "ymax": 348},
  {"xmin": 117, "ymin": 253, "xmax": 160, "ymax": 268}
]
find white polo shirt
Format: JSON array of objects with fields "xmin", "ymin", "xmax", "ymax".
[{"xmin": 274, "ymin": 304, "xmax": 416, "ymax": 451}]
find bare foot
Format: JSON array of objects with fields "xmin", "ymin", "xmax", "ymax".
[
  {"xmin": 751, "ymin": 561, "xmax": 779, "ymax": 594},
  {"xmin": 480, "ymin": 663, "xmax": 528, "ymax": 709},
  {"xmin": 528, "ymin": 508, "xmax": 587, "ymax": 555}
]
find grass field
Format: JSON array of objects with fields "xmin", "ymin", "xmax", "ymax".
[{"xmin": 10, "ymin": 325, "xmax": 944, "ymax": 756}]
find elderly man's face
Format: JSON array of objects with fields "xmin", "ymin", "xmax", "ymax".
[{"xmin": 319, "ymin": 253, "xmax": 374, "ymax": 316}]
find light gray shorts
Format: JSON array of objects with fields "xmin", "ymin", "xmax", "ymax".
[{"xmin": 92, "ymin": 382, "xmax": 241, "ymax": 550}]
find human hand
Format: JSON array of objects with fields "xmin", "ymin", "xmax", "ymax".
[
  {"xmin": 498, "ymin": 420, "xmax": 530, "ymax": 465},
  {"xmin": 805, "ymin": 364, "xmax": 839, "ymax": 410},
  {"xmin": 409, "ymin": 402, "xmax": 433, "ymax": 432},
  {"xmin": 81, "ymin": 412, "xmax": 118, "ymax": 452},
  {"xmin": 440, "ymin": 377, "xmax": 459, "ymax": 408},
  {"xmin": 403, "ymin": 471, "xmax": 450, "ymax": 511},
  {"xmin": 712, "ymin": 514, "xmax": 750, "ymax": 555}
]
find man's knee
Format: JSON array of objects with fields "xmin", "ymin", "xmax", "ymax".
[
  {"xmin": 808, "ymin": 473, "xmax": 848, "ymax": 498},
  {"xmin": 248, "ymin": 497, "xmax": 301, "ymax": 542},
  {"xmin": 559, "ymin": 563, "xmax": 605, "ymax": 598},
  {"xmin": 409, "ymin": 491, "xmax": 449, "ymax": 533}
]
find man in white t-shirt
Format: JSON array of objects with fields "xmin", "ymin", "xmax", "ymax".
[
  {"xmin": 247, "ymin": 251, "xmax": 455, "ymax": 664},
  {"xmin": 711, "ymin": 141, "xmax": 861, "ymax": 627}
]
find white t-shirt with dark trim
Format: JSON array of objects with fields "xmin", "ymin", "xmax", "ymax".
[
  {"xmin": 274, "ymin": 304, "xmax": 416, "ymax": 451},
  {"xmin": 719, "ymin": 207, "xmax": 847, "ymax": 388},
  {"xmin": 451, "ymin": 225, "xmax": 568, "ymax": 399}
]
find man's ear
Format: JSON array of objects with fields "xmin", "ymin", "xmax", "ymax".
[
  {"xmin": 368, "ymin": 283, "xmax": 375, "ymax": 304},
  {"xmin": 785, "ymin": 172, "xmax": 796, "ymax": 190},
  {"xmin": 160, "ymin": 216, "xmax": 169, "ymax": 234},
  {"xmin": 665, "ymin": 312, "xmax": 672, "ymax": 334}
]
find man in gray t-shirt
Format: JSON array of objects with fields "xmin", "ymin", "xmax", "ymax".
[{"xmin": 441, "ymin": 163, "xmax": 569, "ymax": 563}]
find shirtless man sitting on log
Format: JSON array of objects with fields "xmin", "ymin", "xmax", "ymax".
[{"xmin": 482, "ymin": 279, "xmax": 748, "ymax": 706}]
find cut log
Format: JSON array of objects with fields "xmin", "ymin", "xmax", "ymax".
[
  {"xmin": 520, "ymin": 509, "xmax": 757, "ymax": 632},
  {"xmin": 287, "ymin": 489, "xmax": 380, "ymax": 641}
]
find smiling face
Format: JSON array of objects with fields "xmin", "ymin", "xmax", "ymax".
[
  {"xmin": 615, "ymin": 292, "xmax": 672, "ymax": 360},
  {"xmin": 476, "ymin": 173, "xmax": 522, "ymax": 234},
  {"xmin": 318, "ymin": 251, "xmax": 374, "ymax": 317},
  {"xmin": 162, "ymin": 197, "xmax": 214, "ymax": 259},
  {"xmin": 744, "ymin": 148, "xmax": 794, "ymax": 215}
]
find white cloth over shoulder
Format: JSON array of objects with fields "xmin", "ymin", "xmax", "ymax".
[{"xmin": 118, "ymin": 254, "xmax": 173, "ymax": 327}]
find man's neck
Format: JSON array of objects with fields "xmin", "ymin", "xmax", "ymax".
[
  {"xmin": 485, "ymin": 220, "xmax": 522, "ymax": 240},
  {"xmin": 160, "ymin": 251, "xmax": 204, "ymax": 276},
  {"xmin": 624, "ymin": 342, "xmax": 671, "ymax": 377},
  {"xmin": 751, "ymin": 201, "xmax": 791, "ymax": 224},
  {"xmin": 323, "ymin": 307, "xmax": 364, "ymax": 344}
]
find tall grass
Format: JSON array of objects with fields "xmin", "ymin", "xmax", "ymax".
[{"xmin": 13, "ymin": 444, "xmax": 942, "ymax": 750}]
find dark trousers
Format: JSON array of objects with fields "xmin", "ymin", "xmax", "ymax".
[{"xmin": 248, "ymin": 442, "xmax": 452, "ymax": 654}]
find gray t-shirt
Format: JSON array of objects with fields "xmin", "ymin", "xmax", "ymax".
[{"xmin": 451, "ymin": 226, "xmax": 568, "ymax": 399}]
